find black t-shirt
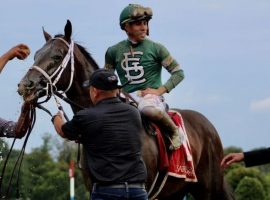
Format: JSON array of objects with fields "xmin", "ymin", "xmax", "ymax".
[{"xmin": 62, "ymin": 97, "xmax": 147, "ymax": 183}]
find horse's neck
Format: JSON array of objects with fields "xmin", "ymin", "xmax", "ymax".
[
  {"xmin": 65, "ymin": 44, "xmax": 98, "ymax": 113},
  {"xmin": 65, "ymin": 70, "xmax": 93, "ymax": 113},
  {"xmin": 66, "ymin": 87, "xmax": 92, "ymax": 113}
]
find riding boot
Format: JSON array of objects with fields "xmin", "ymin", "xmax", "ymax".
[{"xmin": 141, "ymin": 106, "xmax": 181, "ymax": 150}]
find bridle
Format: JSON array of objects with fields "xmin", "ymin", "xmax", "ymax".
[
  {"xmin": 32, "ymin": 37, "xmax": 75, "ymax": 105},
  {"xmin": 32, "ymin": 37, "xmax": 85, "ymax": 174},
  {"xmin": 32, "ymin": 37, "xmax": 84, "ymax": 118}
]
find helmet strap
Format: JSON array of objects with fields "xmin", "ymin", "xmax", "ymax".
[{"xmin": 147, "ymin": 21, "xmax": 150, "ymax": 36}]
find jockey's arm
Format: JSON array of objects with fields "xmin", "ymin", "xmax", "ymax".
[{"xmin": 163, "ymin": 68, "xmax": 184, "ymax": 93}]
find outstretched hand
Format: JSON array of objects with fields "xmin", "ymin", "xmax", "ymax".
[
  {"xmin": 0, "ymin": 44, "xmax": 31, "ymax": 73},
  {"xmin": 221, "ymin": 152, "xmax": 244, "ymax": 169},
  {"xmin": 7, "ymin": 44, "xmax": 30, "ymax": 60}
]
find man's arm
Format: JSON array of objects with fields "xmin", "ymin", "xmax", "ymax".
[
  {"xmin": 244, "ymin": 148, "xmax": 270, "ymax": 167},
  {"xmin": 0, "ymin": 102, "xmax": 31, "ymax": 138},
  {"xmin": 221, "ymin": 148, "xmax": 270, "ymax": 168},
  {"xmin": 0, "ymin": 117, "xmax": 17, "ymax": 138},
  {"xmin": 14, "ymin": 102, "xmax": 32, "ymax": 138},
  {"xmin": 0, "ymin": 44, "xmax": 30, "ymax": 73},
  {"xmin": 52, "ymin": 111, "xmax": 66, "ymax": 138}
]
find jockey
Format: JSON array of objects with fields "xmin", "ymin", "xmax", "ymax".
[
  {"xmin": 104, "ymin": 4, "xmax": 185, "ymax": 150},
  {"xmin": 0, "ymin": 44, "xmax": 31, "ymax": 138}
]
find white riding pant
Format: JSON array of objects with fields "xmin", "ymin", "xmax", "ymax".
[{"xmin": 129, "ymin": 92, "xmax": 166, "ymax": 112}]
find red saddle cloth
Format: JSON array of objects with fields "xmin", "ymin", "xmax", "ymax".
[{"xmin": 155, "ymin": 111, "xmax": 197, "ymax": 182}]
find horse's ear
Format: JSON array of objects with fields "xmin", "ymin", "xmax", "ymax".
[
  {"xmin": 42, "ymin": 27, "xmax": 52, "ymax": 41},
  {"xmin": 64, "ymin": 19, "xmax": 72, "ymax": 42}
]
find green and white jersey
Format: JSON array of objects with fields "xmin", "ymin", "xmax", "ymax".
[{"xmin": 105, "ymin": 38, "xmax": 183, "ymax": 93}]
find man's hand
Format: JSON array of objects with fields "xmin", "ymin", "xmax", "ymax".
[
  {"xmin": 7, "ymin": 44, "xmax": 30, "ymax": 60},
  {"xmin": 0, "ymin": 44, "xmax": 30, "ymax": 73},
  {"xmin": 15, "ymin": 102, "xmax": 33, "ymax": 138},
  {"xmin": 52, "ymin": 111, "xmax": 66, "ymax": 138},
  {"xmin": 221, "ymin": 152, "xmax": 244, "ymax": 169}
]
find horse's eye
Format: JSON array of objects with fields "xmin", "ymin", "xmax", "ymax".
[{"xmin": 52, "ymin": 55, "xmax": 62, "ymax": 61}]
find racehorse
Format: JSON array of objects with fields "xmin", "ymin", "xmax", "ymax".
[{"xmin": 17, "ymin": 20, "xmax": 233, "ymax": 200}]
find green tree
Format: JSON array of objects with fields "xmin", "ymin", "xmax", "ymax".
[
  {"xmin": 21, "ymin": 134, "xmax": 69, "ymax": 199},
  {"xmin": 235, "ymin": 177, "xmax": 266, "ymax": 200},
  {"xmin": 57, "ymin": 140, "xmax": 89, "ymax": 199},
  {"xmin": 0, "ymin": 138, "xmax": 27, "ymax": 199},
  {"xmin": 0, "ymin": 135, "xmax": 91, "ymax": 199},
  {"xmin": 226, "ymin": 167, "xmax": 268, "ymax": 191},
  {"xmin": 223, "ymin": 146, "xmax": 243, "ymax": 155}
]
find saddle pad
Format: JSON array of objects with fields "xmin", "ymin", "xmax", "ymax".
[
  {"xmin": 154, "ymin": 111, "xmax": 197, "ymax": 182},
  {"xmin": 167, "ymin": 111, "xmax": 197, "ymax": 182}
]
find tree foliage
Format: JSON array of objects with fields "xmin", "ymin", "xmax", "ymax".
[
  {"xmin": 1, "ymin": 140, "xmax": 270, "ymax": 199},
  {"xmin": 235, "ymin": 177, "xmax": 266, "ymax": 200},
  {"xmin": 0, "ymin": 136, "xmax": 88, "ymax": 199}
]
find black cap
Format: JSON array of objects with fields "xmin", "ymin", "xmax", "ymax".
[{"xmin": 83, "ymin": 69, "xmax": 121, "ymax": 90}]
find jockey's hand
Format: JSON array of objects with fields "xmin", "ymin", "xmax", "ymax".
[
  {"xmin": 220, "ymin": 152, "xmax": 244, "ymax": 169},
  {"xmin": 141, "ymin": 86, "xmax": 167, "ymax": 96},
  {"xmin": 7, "ymin": 44, "xmax": 30, "ymax": 60}
]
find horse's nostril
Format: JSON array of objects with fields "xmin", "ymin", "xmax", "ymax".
[
  {"xmin": 26, "ymin": 81, "xmax": 35, "ymax": 89},
  {"xmin": 24, "ymin": 80, "xmax": 35, "ymax": 90},
  {"xmin": 40, "ymin": 79, "xmax": 47, "ymax": 87},
  {"xmin": 17, "ymin": 89, "xmax": 23, "ymax": 96},
  {"xmin": 29, "ymin": 80, "xmax": 34, "ymax": 87}
]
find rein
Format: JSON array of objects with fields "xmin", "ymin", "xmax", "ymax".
[
  {"xmin": 31, "ymin": 37, "xmax": 85, "ymax": 115},
  {"xmin": 0, "ymin": 105, "xmax": 36, "ymax": 199}
]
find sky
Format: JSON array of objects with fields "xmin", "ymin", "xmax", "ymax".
[{"xmin": 0, "ymin": 0, "xmax": 270, "ymax": 153}]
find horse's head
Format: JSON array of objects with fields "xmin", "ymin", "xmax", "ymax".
[{"xmin": 18, "ymin": 20, "xmax": 99, "ymax": 104}]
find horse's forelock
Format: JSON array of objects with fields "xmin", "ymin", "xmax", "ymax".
[{"xmin": 54, "ymin": 34, "xmax": 64, "ymax": 38}]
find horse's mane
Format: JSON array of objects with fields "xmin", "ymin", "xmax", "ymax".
[
  {"xmin": 54, "ymin": 34, "xmax": 99, "ymax": 70},
  {"xmin": 76, "ymin": 44, "xmax": 99, "ymax": 70}
]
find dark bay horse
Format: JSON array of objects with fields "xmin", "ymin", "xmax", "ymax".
[{"xmin": 17, "ymin": 20, "xmax": 233, "ymax": 200}]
